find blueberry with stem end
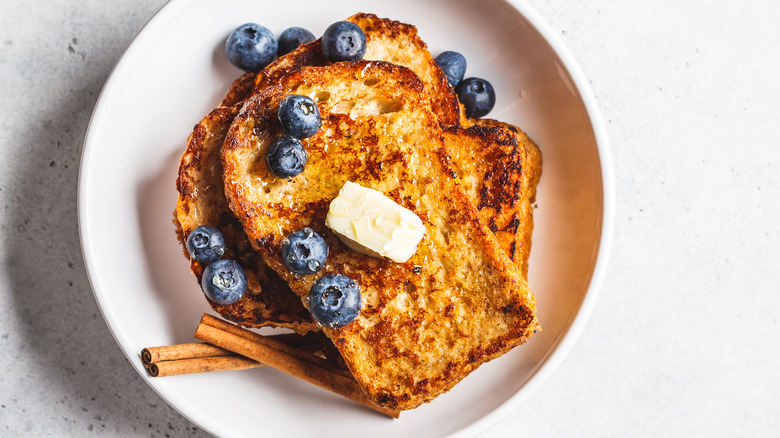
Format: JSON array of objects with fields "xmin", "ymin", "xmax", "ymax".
[
  {"xmin": 308, "ymin": 274, "xmax": 361, "ymax": 328},
  {"xmin": 225, "ymin": 23, "xmax": 278, "ymax": 72},
  {"xmin": 278, "ymin": 27, "xmax": 316, "ymax": 56},
  {"xmin": 201, "ymin": 259, "xmax": 247, "ymax": 305},
  {"xmin": 277, "ymin": 94, "xmax": 322, "ymax": 139},
  {"xmin": 321, "ymin": 21, "xmax": 367, "ymax": 62},
  {"xmin": 455, "ymin": 77, "xmax": 496, "ymax": 118},
  {"xmin": 266, "ymin": 136, "xmax": 307, "ymax": 178},
  {"xmin": 281, "ymin": 228, "xmax": 328, "ymax": 275},
  {"xmin": 186, "ymin": 225, "xmax": 226, "ymax": 263}
]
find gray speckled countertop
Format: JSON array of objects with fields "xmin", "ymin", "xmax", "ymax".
[{"xmin": 1, "ymin": 1, "xmax": 779, "ymax": 436}]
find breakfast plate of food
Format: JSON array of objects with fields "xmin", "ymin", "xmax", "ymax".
[{"xmin": 79, "ymin": 0, "xmax": 613, "ymax": 436}]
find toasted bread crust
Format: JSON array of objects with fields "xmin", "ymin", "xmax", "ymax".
[
  {"xmin": 220, "ymin": 72, "xmax": 256, "ymax": 108},
  {"xmin": 443, "ymin": 123, "xmax": 541, "ymax": 276},
  {"xmin": 476, "ymin": 118, "xmax": 542, "ymax": 201},
  {"xmin": 222, "ymin": 61, "xmax": 539, "ymax": 410},
  {"xmin": 253, "ymin": 13, "xmax": 461, "ymax": 127},
  {"xmin": 175, "ymin": 106, "xmax": 317, "ymax": 331}
]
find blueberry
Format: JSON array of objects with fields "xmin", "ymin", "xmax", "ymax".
[
  {"xmin": 321, "ymin": 21, "xmax": 367, "ymax": 63},
  {"xmin": 278, "ymin": 27, "xmax": 316, "ymax": 56},
  {"xmin": 455, "ymin": 77, "xmax": 496, "ymax": 118},
  {"xmin": 186, "ymin": 225, "xmax": 226, "ymax": 263},
  {"xmin": 266, "ymin": 136, "xmax": 307, "ymax": 177},
  {"xmin": 280, "ymin": 228, "xmax": 328, "ymax": 275},
  {"xmin": 308, "ymin": 274, "xmax": 361, "ymax": 328},
  {"xmin": 225, "ymin": 23, "xmax": 278, "ymax": 72},
  {"xmin": 277, "ymin": 94, "xmax": 321, "ymax": 139},
  {"xmin": 434, "ymin": 51, "xmax": 467, "ymax": 87},
  {"xmin": 201, "ymin": 259, "xmax": 247, "ymax": 305}
]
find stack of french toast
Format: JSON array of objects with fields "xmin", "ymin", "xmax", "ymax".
[{"xmin": 175, "ymin": 13, "xmax": 542, "ymax": 411}]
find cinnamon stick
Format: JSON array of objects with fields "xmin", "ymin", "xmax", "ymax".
[
  {"xmin": 141, "ymin": 331, "xmax": 323, "ymax": 378},
  {"xmin": 194, "ymin": 314, "xmax": 400, "ymax": 418},
  {"xmin": 199, "ymin": 314, "xmax": 352, "ymax": 378},
  {"xmin": 142, "ymin": 343, "xmax": 233, "ymax": 365},
  {"xmin": 147, "ymin": 355, "xmax": 260, "ymax": 377}
]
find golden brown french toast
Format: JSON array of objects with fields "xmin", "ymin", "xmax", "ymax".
[
  {"xmin": 476, "ymin": 118, "xmax": 543, "ymax": 198},
  {"xmin": 254, "ymin": 13, "xmax": 461, "ymax": 127},
  {"xmin": 174, "ymin": 86, "xmax": 540, "ymax": 332},
  {"xmin": 220, "ymin": 71, "xmax": 256, "ymax": 108},
  {"xmin": 175, "ymin": 13, "xmax": 541, "ymax": 334},
  {"xmin": 175, "ymin": 106, "xmax": 317, "ymax": 331},
  {"xmin": 251, "ymin": 12, "xmax": 541, "ymax": 275},
  {"xmin": 443, "ymin": 122, "xmax": 541, "ymax": 277},
  {"xmin": 221, "ymin": 61, "xmax": 539, "ymax": 410}
]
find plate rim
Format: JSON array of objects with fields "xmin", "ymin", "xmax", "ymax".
[
  {"xmin": 77, "ymin": 0, "xmax": 614, "ymax": 436},
  {"xmin": 455, "ymin": 2, "xmax": 615, "ymax": 434}
]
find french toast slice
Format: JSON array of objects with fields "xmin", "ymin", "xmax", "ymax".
[
  {"xmin": 174, "ymin": 80, "xmax": 540, "ymax": 331},
  {"xmin": 252, "ymin": 12, "xmax": 541, "ymax": 275},
  {"xmin": 175, "ymin": 13, "xmax": 541, "ymax": 334},
  {"xmin": 221, "ymin": 61, "xmax": 539, "ymax": 410},
  {"xmin": 254, "ymin": 13, "xmax": 461, "ymax": 127},
  {"xmin": 443, "ymin": 122, "xmax": 541, "ymax": 277},
  {"xmin": 175, "ymin": 106, "xmax": 317, "ymax": 331}
]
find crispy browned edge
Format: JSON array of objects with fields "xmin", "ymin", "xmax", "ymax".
[
  {"xmin": 443, "ymin": 121, "xmax": 542, "ymax": 277},
  {"xmin": 477, "ymin": 118, "xmax": 543, "ymax": 202},
  {"xmin": 254, "ymin": 13, "xmax": 461, "ymax": 127},
  {"xmin": 175, "ymin": 106, "xmax": 317, "ymax": 331},
  {"xmin": 221, "ymin": 72, "xmax": 256, "ymax": 107}
]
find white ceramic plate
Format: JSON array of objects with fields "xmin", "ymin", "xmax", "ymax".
[{"xmin": 79, "ymin": 0, "xmax": 613, "ymax": 436}]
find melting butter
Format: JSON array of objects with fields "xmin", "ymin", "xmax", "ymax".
[{"xmin": 325, "ymin": 181, "xmax": 425, "ymax": 263}]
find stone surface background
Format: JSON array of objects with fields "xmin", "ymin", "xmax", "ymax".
[{"xmin": 1, "ymin": 0, "xmax": 778, "ymax": 436}]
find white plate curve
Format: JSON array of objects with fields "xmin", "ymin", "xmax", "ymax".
[{"xmin": 78, "ymin": 0, "xmax": 614, "ymax": 436}]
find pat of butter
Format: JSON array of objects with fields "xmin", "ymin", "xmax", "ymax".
[{"xmin": 325, "ymin": 181, "xmax": 425, "ymax": 263}]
